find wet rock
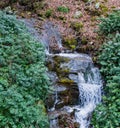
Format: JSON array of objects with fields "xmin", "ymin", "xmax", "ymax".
[
  {"xmin": 55, "ymin": 85, "xmax": 67, "ymax": 92},
  {"xmin": 46, "ymin": 83, "xmax": 79, "ymax": 110},
  {"xmin": 47, "ymin": 72, "xmax": 58, "ymax": 84},
  {"xmin": 59, "ymin": 53, "xmax": 93, "ymax": 73},
  {"xmin": 41, "ymin": 22, "xmax": 63, "ymax": 54},
  {"xmin": 69, "ymin": 74, "xmax": 78, "ymax": 83},
  {"xmin": 58, "ymin": 113, "xmax": 75, "ymax": 128},
  {"xmin": 49, "ymin": 108, "xmax": 79, "ymax": 128},
  {"xmin": 45, "ymin": 94, "xmax": 56, "ymax": 109},
  {"xmin": 74, "ymin": 122, "xmax": 80, "ymax": 128}
]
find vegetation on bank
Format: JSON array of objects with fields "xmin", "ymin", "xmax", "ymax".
[
  {"xmin": 0, "ymin": 11, "xmax": 49, "ymax": 128},
  {"xmin": 92, "ymin": 10, "xmax": 120, "ymax": 128}
]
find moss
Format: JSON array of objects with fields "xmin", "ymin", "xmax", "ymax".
[
  {"xmin": 91, "ymin": 16, "xmax": 97, "ymax": 22},
  {"xmin": 63, "ymin": 37, "xmax": 78, "ymax": 50},
  {"xmin": 45, "ymin": 9, "xmax": 53, "ymax": 18},
  {"xmin": 82, "ymin": 0, "xmax": 89, "ymax": 2},
  {"xmin": 33, "ymin": 1, "xmax": 45, "ymax": 10},
  {"xmin": 53, "ymin": 56, "xmax": 70, "ymax": 63},
  {"xmin": 51, "ymin": 56, "xmax": 70, "ymax": 77},
  {"xmin": 92, "ymin": 57, "xmax": 97, "ymax": 63},
  {"xmin": 57, "ymin": 6, "xmax": 69, "ymax": 13},
  {"xmin": 71, "ymin": 22, "xmax": 83, "ymax": 31},
  {"xmin": 100, "ymin": 4, "xmax": 109, "ymax": 15},
  {"xmin": 59, "ymin": 78, "xmax": 74, "ymax": 84},
  {"xmin": 81, "ymin": 37, "xmax": 88, "ymax": 45}
]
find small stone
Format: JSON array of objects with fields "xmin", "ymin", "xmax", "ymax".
[
  {"xmin": 74, "ymin": 11, "xmax": 83, "ymax": 18},
  {"xmin": 95, "ymin": 2, "xmax": 100, "ymax": 9},
  {"xmin": 90, "ymin": 42, "xmax": 94, "ymax": 45}
]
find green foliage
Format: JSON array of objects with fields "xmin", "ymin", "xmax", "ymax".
[
  {"xmin": 92, "ymin": 11, "xmax": 120, "ymax": 127},
  {"xmin": 0, "ymin": 11, "xmax": 49, "ymax": 128},
  {"xmin": 92, "ymin": 33, "xmax": 120, "ymax": 128},
  {"xmin": 45, "ymin": 9, "xmax": 53, "ymax": 18},
  {"xmin": 98, "ymin": 33, "xmax": 120, "ymax": 80},
  {"xmin": 99, "ymin": 10, "xmax": 120, "ymax": 35},
  {"xmin": 57, "ymin": 6, "xmax": 69, "ymax": 13}
]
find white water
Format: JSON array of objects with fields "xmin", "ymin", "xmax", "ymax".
[{"xmin": 75, "ymin": 70, "xmax": 102, "ymax": 128}]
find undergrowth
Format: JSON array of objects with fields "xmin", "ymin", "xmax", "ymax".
[
  {"xmin": 0, "ymin": 11, "xmax": 49, "ymax": 128},
  {"xmin": 92, "ymin": 10, "xmax": 120, "ymax": 128}
]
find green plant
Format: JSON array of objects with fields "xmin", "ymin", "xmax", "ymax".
[
  {"xmin": 0, "ymin": 11, "xmax": 49, "ymax": 128},
  {"xmin": 71, "ymin": 22, "xmax": 83, "ymax": 31},
  {"xmin": 45, "ymin": 9, "xmax": 53, "ymax": 18},
  {"xmin": 99, "ymin": 10, "xmax": 120, "ymax": 35},
  {"xmin": 92, "ymin": 10, "xmax": 120, "ymax": 128},
  {"xmin": 92, "ymin": 33, "xmax": 120, "ymax": 128},
  {"xmin": 57, "ymin": 6, "xmax": 69, "ymax": 13}
]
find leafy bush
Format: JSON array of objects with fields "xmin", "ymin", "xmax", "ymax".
[
  {"xmin": 0, "ymin": 11, "xmax": 49, "ymax": 128},
  {"xmin": 92, "ymin": 33, "xmax": 120, "ymax": 128},
  {"xmin": 57, "ymin": 6, "xmax": 69, "ymax": 13},
  {"xmin": 99, "ymin": 10, "xmax": 120, "ymax": 35},
  {"xmin": 98, "ymin": 33, "xmax": 120, "ymax": 80},
  {"xmin": 92, "ymin": 10, "xmax": 120, "ymax": 127}
]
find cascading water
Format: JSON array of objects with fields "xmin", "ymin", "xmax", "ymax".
[
  {"xmin": 75, "ymin": 69, "xmax": 102, "ymax": 128},
  {"xmin": 24, "ymin": 19, "xmax": 103, "ymax": 128}
]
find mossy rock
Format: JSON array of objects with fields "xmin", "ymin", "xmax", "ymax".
[
  {"xmin": 59, "ymin": 78, "xmax": 74, "ymax": 84},
  {"xmin": 49, "ymin": 56, "xmax": 70, "ymax": 76},
  {"xmin": 53, "ymin": 56, "xmax": 70, "ymax": 63}
]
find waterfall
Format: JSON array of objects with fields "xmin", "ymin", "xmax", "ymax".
[
  {"xmin": 24, "ymin": 19, "xmax": 103, "ymax": 128},
  {"xmin": 75, "ymin": 69, "xmax": 102, "ymax": 128}
]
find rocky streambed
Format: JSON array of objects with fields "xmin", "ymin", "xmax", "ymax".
[{"xmin": 23, "ymin": 18, "xmax": 103, "ymax": 128}]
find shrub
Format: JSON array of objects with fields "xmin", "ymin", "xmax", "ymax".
[
  {"xmin": 0, "ymin": 11, "xmax": 49, "ymax": 128},
  {"xmin": 92, "ymin": 33, "xmax": 120, "ymax": 128},
  {"xmin": 92, "ymin": 11, "xmax": 120, "ymax": 128},
  {"xmin": 99, "ymin": 10, "xmax": 120, "ymax": 35},
  {"xmin": 57, "ymin": 6, "xmax": 69, "ymax": 13}
]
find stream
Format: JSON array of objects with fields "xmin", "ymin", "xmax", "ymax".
[{"xmin": 24, "ymin": 19, "xmax": 103, "ymax": 128}]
